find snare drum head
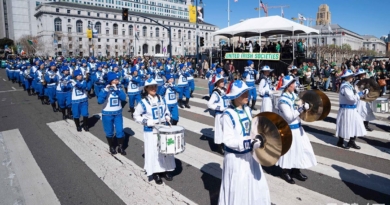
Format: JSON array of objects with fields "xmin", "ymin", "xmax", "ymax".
[{"xmin": 157, "ymin": 125, "xmax": 184, "ymax": 132}]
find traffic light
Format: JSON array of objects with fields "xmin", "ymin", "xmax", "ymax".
[
  {"xmin": 200, "ymin": 37, "xmax": 205, "ymax": 47},
  {"xmin": 122, "ymin": 8, "xmax": 129, "ymax": 21}
]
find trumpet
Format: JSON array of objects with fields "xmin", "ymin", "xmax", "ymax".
[{"xmin": 41, "ymin": 70, "xmax": 47, "ymax": 85}]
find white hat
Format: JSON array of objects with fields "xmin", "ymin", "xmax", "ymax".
[
  {"xmin": 341, "ymin": 69, "xmax": 355, "ymax": 78},
  {"xmin": 223, "ymin": 80, "xmax": 254, "ymax": 100},
  {"xmin": 261, "ymin": 65, "xmax": 273, "ymax": 72},
  {"xmin": 290, "ymin": 66, "xmax": 298, "ymax": 70},
  {"xmin": 279, "ymin": 75, "xmax": 296, "ymax": 90},
  {"xmin": 212, "ymin": 74, "xmax": 224, "ymax": 85},
  {"xmin": 144, "ymin": 78, "xmax": 158, "ymax": 87},
  {"xmin": 354, "ymin": 68, "xmax": 366, "ymax": 76}
]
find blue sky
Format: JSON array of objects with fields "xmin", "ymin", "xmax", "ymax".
[{"xmin": 202, "ymin": 0, "xmax": 390, "ymax": 38}]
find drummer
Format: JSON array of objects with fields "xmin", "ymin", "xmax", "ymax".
[
  {"xmin": 276, "ymin": 75, "xmax": 317, "ymax": 184},
  {"xmin": 335, "ymin": 69, "xmax": 367, "ymax": 149},
  {"xmin": 218, "ymin": 80, "xmax": 270, "ymax": 205},
  {"xmin": 133, "ymin": 78, "xmax": 175, "ymax": 185},
  {"xmin": 257, "ymin": 65, "xmax": 274, "ymax": 112},
  {"xmin": 354, "ymin": 68, "xmax": 375, "ymax": 132},
  {"xmin": 207, "ymin": 73, "xmax": 229, "ymax": 154}
]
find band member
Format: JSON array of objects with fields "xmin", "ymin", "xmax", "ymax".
[
  {"xmin": 354, "ymin": 68, "xmax": 375, "ymax": 131},
  {"xmin": 289, "ymin": 66, "xmax": 301, "ymax": 94},
  {"xmin": 158, "ymin": 74, "xmax": 180, "ymax": 125},
  {"xmin": 57, "ymin": 66, "xmax": 73, "ymax": 120},
  {"xmin": 276, "ymin": 75, "xmax": 317, "ymax": 184},
  {"xmin": 45, "ymin": 62, "xmax": 59, "ymax": 112},
  {"xmin": 206, "ymin": 63, "xmax": 216, "ymax": 96},
  {"xmin": 35, "ymin": 62, "xmax": 48, "ymax": 104},
  {"xmin": 125, "ymin": 66, "xmax": 142, "ymax": 117},
  {"xmin": 98, "ymin": 72, "xmax": 127, "ymax": 155},
  {"xmin": 218, "ymin": 80, "xmax": 270, "ymax": 204},
  {"xmin": 176, "ymin": 64, "xmax": 191, "ymax": 109},
  {"xmin": 23, "ymin": 63, "xmax": 34, "ymax": 96},
  {"xmin": 133, "ymin": 78, "xmax": 175, "ymax": 185},
  {"xmin": 153, "ymin": 62, "xmax": 165, "ymax": 94},
  {"xmin": 336, "ymin": 69, "xmax": 366, "ymax": 149},
  {"xmin": 93, "ymin": 64, "xmax": 107, "ymax": 99},
  {"xmin": 71, "ymin": 70, "xmax": 89, "ymax": 132},
  {"xmin": 242, "ymin": 60, "xmax": 258, "ymax": 110},
  {"xmin": 186, "ymin": 62, "xmax": 195, "ymax": 97},
  {"xmin": 207, "ymin": 73, "xmax": 229, "ymax": 153},
  {"xmin": 257, "ymin": 65, "xmax": 274, "ymax": 112}
]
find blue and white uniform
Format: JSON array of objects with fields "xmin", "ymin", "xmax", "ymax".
[
  {"xmin": 176, "ymin": 64, "xmax": 190, "ymax": 102},
  {"xmin": 159, "ymin": 74, "xmax": 179, "ymax": 123},
  {"xmin": 125, "ymin": 67, "xmax": 142, "ymax": 111},
  {"xmin": 206, "ymin": 64, "xmax": 216, "ymax": 96},
  {"xmin": 44, "ymin": 66, "xmax": 59, "ymax": 104},
  {"xmin": 186, "ymin": 62, "xmax": 195, "ymax": 95},
  {"xmin": 56, "ymin": 67, "xmax": 72, "ymax": 111},
  {"xmin": 70, "ymin": 74, "xmax": 89, "ymax": 119},
  {"xmin": 242, "ymin": 61, "xmax": 258, "ymax": 103}
]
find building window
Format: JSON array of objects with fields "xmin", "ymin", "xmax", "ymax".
[
  {"xmin": 79, "ymin": 38, "xmax": 82, "ymax": 41},
  {"xmin": 57, "ymin": 36, "xmax": 61, "ymax": 41},
  {"xmin": 78, "ymin": 11, "xmax": 81, "ymax": 15},
  {"xmin": 58, "ymin": 44, "xmax": 62, "ymax": 49},
  {"xmin": 142, "ymin": 26, "xmax": 147, "ymax": 37},
  {"xmin": 98, "ymin": 45, "xmax": 101, "ymax": 49},
  {"xmin": 69, "ymin": 44, "xmax": 72, "ymax": 49},
  {"xmin": 107, "ymin": 39, "xmax": 109, "ymax": 42},
  {"xmin": 106, "ymin": 30, "xmax": 109, "ymax": 35},
  {"xmin": 68, "ymin": 19, "xmax": 71, "ymax": 23},
  {"xmin": 106, "ymin": 14, "xmax": 108, "ymax": 18},
  {"xmin": 188, "ymin": 31, "xmax": 191, "ymax": 40},
  {"xmin": 115, "ymin": 39, "xmax": 117, "ymax": 43},
  {"xmin": 98, "ymin": 38, "xmax": 101, "ymax": 42},
  {"xmin": 67, "ymin": 10, "xmax": 70, "ymax": 14},
  {"xmin": 54, "ymin": 18, "xmax": 62, "ymax": 32},
  {"xmin": 68, "ymin": 37, "xmax": 72, "ymax": 41},
  {"xmin": 56, "ymin": 8, "xmax": 59, "ymax": 12},
  {"xmin": 113, "ymin": 23, "xmax": 118, "ymax": 35},
  {"xmin": 178, "ymin": 30, "xmax": 181, "ymax": 39},
  {"xmin": 79, "ymin": 44, "xmax": 82, "ymax": 49},
  {"xmin": 122, "ymin": 30, "xmax": 125, "ymax": 36},
  {"xmin": 129, "ymin": 25, "xmax": 133, "ymax": 36},
  {"xmin": 88, "ymin": 12, "xmax": 90, "ymax": 16},
  {"xmin": 97, "ymin": 13, "xmax": 100, "ymax": 17},
  {"xmin": 115, "ymin": 45, "xmax": 118, "ymax": 49},
  {"xmin": 76, "ymin": 20, "xmax": 83, "ymax": 33},
  {"xmin": 205, "ymin": 33, "xmax": 208, "ymax": 41},
  {"xmin": 114, "ymin": 15, "xmax": 117, "ymax": 19},
  {"xmin": 95, "ymin": 22, "xmax": 101, "ymax": 34},
  {"xmin": 155, "ymin": 28, "xmax": 159, "ymax": 37}
]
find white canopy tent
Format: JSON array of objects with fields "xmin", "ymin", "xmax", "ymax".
[{"xmin": 212, "ymin": 16, "xmax": 320, "ymax": 38}]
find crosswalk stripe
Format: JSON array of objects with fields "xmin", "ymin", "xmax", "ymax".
[
  {"xmin": 115, "ymin": 114, "xmax": 344, "ymax": 205},
  {"xmin": 47, "ymin": 121, "xmax": 196, "ymax": 205},
  {"xmin": 0, "ymin": 129, "xmax": 60, "ymax": 205}
]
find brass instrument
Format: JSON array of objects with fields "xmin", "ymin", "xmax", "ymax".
[
  {"xmin": 355, "ymin": 78, "xmax": 381, "ymax": 102},
  {"xmin": 41, "ymin": 69, "xmax": 47, "ymax": 85},
  {"xmin": 85, "ymin": 72, "xmax": 90, "ymax": 81},
  {"xmin": 24, "ymin": 68, "xmax": 32, "ymax": 79},
  {"xmin": 298, "ymin": 90, "xmax": 331, "ymax": 122},
  {"xmin": 251, "ymin": 112, "xmax": 293, "ymax": 167}
]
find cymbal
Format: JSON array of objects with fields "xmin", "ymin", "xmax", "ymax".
[
  {"xmin": 356, "ymin": 78, "xmax": 381, "ymax": 102},
  {"xmin": 314, "ymin": 90, "xmax": 331, "ymax": 121},
  {"xmin": 251, "ymin": 112, "xmax": 292, "ymax": 167},
  {"xmin": 299, "ymin": 90, "xmax": 324, "ymax": 122}
]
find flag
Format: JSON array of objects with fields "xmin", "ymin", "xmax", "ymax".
[
  {"xmin": 27, "ymin": 39, "xmax": 34, "ymax": 45},
  {"xmin": 260, "ymin": 1, "xmax": 268, "ymax": 16},
  {"xmin": 21, "ymin": 50, "xmax": 26, "ymax": 55},
  {"xmin": 282, "ymin": 8, "xmax": 284, "ymax": 17},
  {"xmin": 328, "ymin": 24, "xmax": 333, "ymax": 33},
  {"xmin": 298, "ymin": 13, "xmax": 306, "ymax": 21},
  {"xmin": 189, "ymin": 5, "xmax": 196, "ymax": 23},
  {"xmin": 276, "ymin": 77, "xmax": 283, "ymax": 90}
]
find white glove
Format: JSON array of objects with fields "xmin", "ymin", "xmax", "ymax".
[
  {"xmin": 303, "ymin": 102, "xmax": 310, "ymax": 110},
  {"xmin": 147, "ymin": 119, "xmax": 155, "ymax": 127},
  {"xmin": 295, "ymin": 99, "xmax": 303, "ymax": 107},
  {"xmin": 251, "ymin": 139, "xmax": 262, "ymax": 149},
  {"xmin": 104, "ymin": 84, "xmax": 111, "ymax": 92},
  {"xmin": 268, "ymin": 90, "xmax": 274, "ymax": 95},
  {"xmin": 165, "ymin": 115, "xmax": 171, "ymax": 123},
  {"xmin": 363, "ymin": 89, "xmax": 369, "ymax": 95}
]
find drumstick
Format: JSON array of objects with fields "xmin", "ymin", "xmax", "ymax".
[{"xmin": 167, "ymin": 120, "xmax": 172, "ymax": 128}]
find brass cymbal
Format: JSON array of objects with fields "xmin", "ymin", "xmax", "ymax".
[
  {"xmin": 251, "ymin": 112, "xmax": 292, "ymax": 167},
  {"xmin": 314, "ymin": 90, "xmax": 331, "ymax": 121},
  {"xmin": 299, "ymin": 90, "xmax": 324, "ymax": 122},
  {"xmin": 356, "ymin": 78, "xmax": 381, "ymax": 102}
]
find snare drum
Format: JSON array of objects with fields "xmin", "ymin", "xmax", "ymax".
[
  {"xmin": 372, "ymin": 98, "xmax": 389, "ymax": 113},
  {"xmin": 157, "ymin": 125, "xmax": 185, "ymax": 155}
]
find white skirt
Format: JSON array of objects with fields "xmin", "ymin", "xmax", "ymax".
[
  {"xmin": 335, "ymin": 108, "xmax": 367, "ymax": 140},
  {"xmin": 276, "ymin": 126, "xmax": 317, "ymax": 169},
  {"xmin": 357, "ymin": 100, "xmax": 376, "ymax": 121},
  {"xmin": 218, "ymin": 152, "xmax": 270, "ymax": 205},
  {"xmin": 143, "ymin": 132, "xmax": 176, "ymax": 176},
  {"xmin": 260, "ymin": 97, "xmax": 273, "ymax": 113},
  {"xmin": 214, "ymin": 113, "xmax": 224, "ymax": 144}
]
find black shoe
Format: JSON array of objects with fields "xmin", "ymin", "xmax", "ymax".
[
  {"xmin": 178, "ymin": 100, "xmax": 184, "ymax": 109},
  {"xmin": 161, "ymin": 172, "xmax": 173, "ymax": 181},
  {"xmin": 364, "ymin": 121, "xmax": 373, "ymax": 132},
  {"xmin": 74, "ymin": 118, "xmax": 82, "ymax": 132},
  {"xmin": 129, "ymin": 107, "xmax": 135, "ymax": 118},
  {"xmin": 67, "ymin": 108, "xmax": 73, "ymax": 119},
  {"xmin": 83, "ymin": 117, "xmax": 89, "ymax": 132},
  {"xmin": 51, "ymin": 103, "xmax": 58, "ymax": 112},
  {"xmin": 190, "ymin": 91, "xmax": 194, "ymax": 98},
  {"xmin": 251, "ymin": 99, "xmax": 257, "ymax": 111},
  {"xmin": 291, "ymin": 169, "xmax": 308, "ymax": 181},
  {"xmin": 61, "ymin": 108, "xmax": 66, "ymax": 120},
  {"xmin": 347, "ymin": 137, "xmax": 361, "ymax": 150},
  {"xmin": 184, "ymin": 98, "xmax": 191, "ymax": 108},
  {"xmin": 27, "ymin": 89, "xmax": 31, "ymax": 96},
  {"xmin": 117, "ymin": 138, "xmax": 126, "ymax": 155},
  {"xmin": 153, "ymin": 174, "xmax": 163, "ymax": 185},
  {"xmin": 171, "ymin": 119, "xmax": 178, "ymax": 125},
  {"xmin": 281, "ymin": 169, "xmax": 295, "ymax": 184},
  {"xmin": 336, "ymin": 137, "xmax": 349, "ymax": 149},
  {"xmin": 44, "ymin": 97, "xmax": 50, "ymax": 105},
  {"xmin": 40, "ymin": 96, "xmax": 45, "ymax": 105},
  {"xmin": 106, "ymin": 137, "xmax": 117, "ymax": 154}
]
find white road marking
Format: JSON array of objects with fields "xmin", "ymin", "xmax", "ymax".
[
  {"xmin": 0, "ymin": 129, "xmax": 60, "ymax": 205},
  {"xmin": 11, "ymin": 87, "xmax": 16, "ymax": 90},
  {"xmin": 0, "ymin": 89, "xmax": 24, "ymax": 93},
  {"xmin": 47, "ymin": 120, "xmax": 196, "ymax": 205},
  {"xmin": 3, "ymin": 78, "xmax": 6, "ymax": 81}
]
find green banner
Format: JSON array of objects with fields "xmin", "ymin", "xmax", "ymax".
[{"xmin": 224, "ymin": 53, "xmax": 280, "ymax": 61}]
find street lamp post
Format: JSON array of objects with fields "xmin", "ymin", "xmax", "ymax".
[{"xmin": 191, "ymin": 0, "xmax": 203, "ymax": 63}]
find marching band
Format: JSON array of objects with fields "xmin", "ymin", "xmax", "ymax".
[{"xmin": 4, "ymin": 55, "xmax": 377, "ymax": 205}]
